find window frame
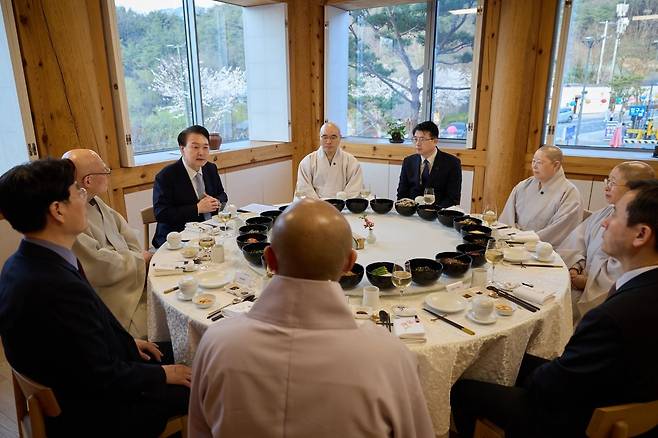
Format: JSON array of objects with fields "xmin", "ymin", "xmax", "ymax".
[{"xmin": 325, "ymin": 0, "xmax": 484, "ymax": 149}]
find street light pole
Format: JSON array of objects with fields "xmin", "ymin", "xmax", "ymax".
[
  {"xmin": 595, "ymin": 20, "xmax": 608, "ymax": 84},
  {"xmin": 575, "ymin": 36, "xmax": 596, "ymax": 145},
  {"xmin": 167, "ymin": 43, "xmax": 191, "ymax": 123}
]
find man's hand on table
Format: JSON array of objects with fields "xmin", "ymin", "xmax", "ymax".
[
  {"xmin": 163, "ymin": 364, "xmax": 192, "ymax": 388},
  {"xmin": 197, "ymin": 195, "xmax": 220, "ymax": 214}
]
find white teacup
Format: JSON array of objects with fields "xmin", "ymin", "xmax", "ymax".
[
  {"xmin": 336, "ymin": 191, "xmax": 348, "ymax": 201},
  {"xmin": 472, "ymin": 295, "xmax": 494, "ymax": 320},
  {"xmin": 523, "ymin": 241, "xmax": 538, "ymax": 252},
  {"xmin": 362, "ymin": 286, "xmax": 380, "ymax": 309},
  {"xmin": 166, "ymin": 232, "xmax": 182, "ymax": 248},
  {"xmin": 536, "ymin": 242, "xmax": 553, "ymax": 260},
  {"xmin": 414, "ymin": 195, "xmax": 426, "ymax": 205},
  {"xmin": 178, "ymin": 276, "xmax": 198, "ymax": 299},
  {"xmin": 181, "ymin": 246, "xmax": 198, "ymax": 258}
]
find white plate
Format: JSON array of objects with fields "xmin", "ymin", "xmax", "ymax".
[
  {"xmin": 466, "ymin": 310, "xmax": 497, "ymax": 325},
  {"xmin": 164, "ymin": 241, "xmax": 183, "ymax": 250},
  {"xmin": 176, "ymin": 291, "xmax": 194, "ymax": 301},
  {"xmin": 197, "ymin": 271, "xmax": 232, "ymax": 289},
  {"xmin": 425, "ymin": 293, "xmax": 467, "ymax": 314},
  {"xmin": 532, "ymin": 253, "xmax": 554, "ymax": 263}
]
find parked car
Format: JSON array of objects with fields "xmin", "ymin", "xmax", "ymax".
[{"xmin": 558, "ymin": 107, "xmax": 574, "ymax": 123}]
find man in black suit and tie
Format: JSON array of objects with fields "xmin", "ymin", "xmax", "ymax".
[
  {"xmin": 396, "ymin": 121, "xmax": 462, "ymax": 208},
  {"xmin": 450, "ymin": 179, "xmax": 658, "ymax": 438},
  {"xmin": 0, "ymin": 159, "xmax": 191, "ymax": 437},
  {"xmin": 152, "ymin": 125, "xmax": 228, "ymax": 247}
]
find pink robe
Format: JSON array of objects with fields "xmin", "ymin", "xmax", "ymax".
[{"xmin": 189, "ymin": 275, "xmax": 435, "ymax": 438}]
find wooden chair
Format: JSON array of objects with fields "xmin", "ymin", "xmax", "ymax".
[
  {"xmin": 583, "ymin": 209, "xmax": 593, "ymax": 221},
  {"xmin": 473, "ymin": 418, "xmax": 505, "ymax": 438},
  {"xmin": 141, "ymin": 205, "xmax": 156, "ymax": 250},
  {"xmin": 587, "ymin": 400, "xmax": 658, "ymax": 438},
  {"xmin": 12, "ymin": 368, "xmax": 61, "ymax": 438},
  {"xmin": 12, "ymin": 367, "xmax": 187, "ymax": 438}
]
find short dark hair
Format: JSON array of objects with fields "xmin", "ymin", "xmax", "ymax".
[
  {"xmin": 626, "ymin": 179, "xmax": 658, "ymax": 251},
  {"xmin": 177, "ymin": 125, "xmax": 210, "ymax": 147},
  {"xmin": 412, "ymin": 121, "xmax": 439, "ymax": 139},
  {"xmin": 0, "ymin": 158, "xmax": 76, "ymax": 233}
]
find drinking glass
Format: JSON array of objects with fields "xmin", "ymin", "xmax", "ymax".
[
  {"xmin": 485, "ymin": 239, "xmax": 506, "ymax": 285},
  {"xmin": 359, "ymin": 185, "xmax": 371, "ymax": 199},
  {"xmin": 482, "ymin": 204, "xmax": 498, "ymax": 227},
  {"xmin": 423, "ymin": 188, "xmax": 435, "ymax": 205},
  {"xmin": 218, "ymin": 211, "xmax": 233, "ymax": 238},
  {"xmin": 392, "ymin": 260, "xmax": 412, "ymax": 296},
  {"xmin": 198, "ymin": 232, "xmax": 215, "ymax": 261}
]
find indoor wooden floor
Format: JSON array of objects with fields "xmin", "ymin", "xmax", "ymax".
[{"xmin": 0, "ymin": 343, "xmax": 18, "ymax": 438}]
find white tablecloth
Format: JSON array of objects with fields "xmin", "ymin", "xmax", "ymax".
[{"xmin": 147, "ymin": 209, "xmax": 573, "ymax": 435}]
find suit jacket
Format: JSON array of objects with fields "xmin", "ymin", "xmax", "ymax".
[
  {"xmin": 525, "ymin": 267, "xmax": 658, "ymax": 437},
  {"xmin": 0, "ymin": 240, "xmax": 166, "ymax": 435},
  {"xmin": 153, "ymin": 159, "xmax": 228, "ymax": 247},
  {"xmin": 397, "ymin": 148, "xmax": 462, "ymax": 208}
]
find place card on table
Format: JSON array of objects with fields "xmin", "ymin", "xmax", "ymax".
[
  {"xmin": 393, "ymin": 316, "xmax": 426, "ymax": 343},
  {"xmin": 446, "ymin": 281, "xmax": 467, "ymax": 294}
]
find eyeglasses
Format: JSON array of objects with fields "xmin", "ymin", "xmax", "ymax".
[
  {"xmin": 320, "ymin": 135, "xmax": 340, "ymax": 141},
  {"xmin": 412, "ymin": 137, "xmax": 434, "ymax": 144},
  {"xmin": 82, "ymin": 167, "xmax": 111, "ymax": 179},
  {"xmin": 604, "ymin": 178, "xmax": 626, "ymax": 189}
]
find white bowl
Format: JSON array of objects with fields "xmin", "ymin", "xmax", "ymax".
[{"xmin": 193, "ymin": 293, "xmax": 216, "ymax": 309}]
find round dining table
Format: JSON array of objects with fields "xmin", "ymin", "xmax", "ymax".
[{"xmin": 147, "ymin": 204, "xmax": 573, "ymax": 436}]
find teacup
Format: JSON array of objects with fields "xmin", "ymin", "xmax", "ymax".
[
  {"xmin": 181, "ymin": 246, "xmax": 198, "ymax": 259},
  {"xmin": 472, "ymin": 295, "xmax": 494, "ymax": 320},
  {"xmin": 524, "ymin": 241, "xmax": 538, "ymax": 252},
  {"xmin": 414, "ymin": 195, "xmax": 426, "ymax": 205},
  {"xmin": 178, "ymin": 276, "xmax": 198, "ymax": 299},
  {"xmin": 166, "ymin": 232, "xmax": 182, "ymax": 248},
  {"xmin": 536, "ymin": 242, "xmax": 553, "ymax": 260}
]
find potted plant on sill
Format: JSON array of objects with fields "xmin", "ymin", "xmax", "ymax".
[{"xmin": 387, "ymin": 119, "xmax": 406, "ymax": 144}]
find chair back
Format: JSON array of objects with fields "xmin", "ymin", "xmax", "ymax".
[
  {"xmin": 12, "ymin": 368, "xmax": 61, "ymax": 438},
  {"xmin": 587, "ymin": 400, "xmax": 658, "ymax": 438},
  {"xmin": 160, "ymin": 415, "xmax": 188, "ymax": 438},
  {"xmin": 583, "ymin": 209, "xmax": 593, "ymax": 221},
  {"xmin": 140, "ymin": 206, "xmax": 156, "ymax": 250},
  {"xmin": 474, "ymin": 417, "xmax": 505, "ymax": 438}
]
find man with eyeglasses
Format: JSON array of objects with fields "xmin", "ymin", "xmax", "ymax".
[
  {"xmin": 0, "ymin": 159, "xmax": 191, "ymax": 437},
  {"xmin": 499, "ymin": 145, "xmax": 582, "ymax": 246},
  {"xmin": 63, "ymin": 149, "xmax": 150, "ymax": 338},
  {"xmin": 296, "ymin": 122, "xmax": 364, "ymax": 199},
  {"xmin": 557, "ymin": 161, "xmax": 655, "ymax": 322},
  {"xmin": 396, "ymin": 121, "xmax": 462, "ymax": 208},
  {"xmin": 152, "ymin": 125, "xmax": 228, "ymax": 248}
]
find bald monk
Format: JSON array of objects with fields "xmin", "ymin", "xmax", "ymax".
[
  {"xmin": 499, "ymin": 145, "xmax": 582, "ymax": 246},
  {"xmin": 296, "ymin": 122, "xmax": 364, "ymax": 198},
  {"xmin": 189, "ymin": 199, "xmax": 435, "ymax": 438},
  {"xmin": 63, "ymin": 149, "xmax": 149, "ymax": 338},
  {"xmin": 558, "ymin": 161, "xmax": 655, "ymax": 322}
]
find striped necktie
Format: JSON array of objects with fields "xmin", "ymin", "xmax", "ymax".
[
  {"xmin": 193, "ymin": 173, "xmax": 211, "ymax": 220},
  {"xmin": 421, "ymin": 159, "xmax": 430, "ymax": 186}
]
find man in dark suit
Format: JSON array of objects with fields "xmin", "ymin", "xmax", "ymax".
[
  {"xmin": 451, "ymin": 179, "xmax": 658, "ymax": 438},
  {"xmin": 152, "ymin": 125, "xmax": 228, "ymax": 247},
  {"xmin": 397, "ymin": 121, "xmax": 462, "ymax": 208},
  {"xmin": 0, "ymin": 159, "xmax": 191, "ymax": 437}
]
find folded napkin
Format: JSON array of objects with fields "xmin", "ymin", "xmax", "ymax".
[
  {"xmin": 152, "ymin": 262, "xmax": 190, "ymax": 276},
  {"xmin": 511, "ymin": 285, "xmax": 555, "ymax": 305},
  {"xmin": 508, "ymin": 230, "xmax": 540, "ymax": 243},
  {"xmin": 222, "ymin": 301, "xmax": 254, "ymax": 318},
  {"xmin": 393, "ymin": 317, "xmax": 426, "ymax": 343}
]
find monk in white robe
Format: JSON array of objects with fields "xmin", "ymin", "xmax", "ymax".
[
  {"xmin": 558, "ymin": 161, "xmax": 655, "ymax": 322},
  {"xmin": 296, "ymin": 122, "xmax": 364, "ymax": 198},
  {"xmin": 64, "ymin": 149, "xmax": 151, "ymax": 338},
  {"xmin": 189, "ymin": 199, "xmax": 434, "ymax": 438},
  {"xmin": 499, "ymin": 145, "xmax": 582, "ymax": 246}
]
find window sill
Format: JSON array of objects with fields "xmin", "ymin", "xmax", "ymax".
[
  {"xmin": 342, "ymin": 136, "xmax": 469, "ymax": 149},
  {"xmin": 132, "ymin": 140, "xmax": 286, "ymax": 167},
  {"xmin": 562, "ymin": 147, "xmax": 658, "ymax": 161}
]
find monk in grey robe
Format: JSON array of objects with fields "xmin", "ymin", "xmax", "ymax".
[
  {"xmin": 499, "ymin": 145, "xmax": 582, "ymax": 246},
  {"xmin": 296, "ymin": 122, "xmax": 364, "ymax": 199},
  {"xmin": 558, "ymin": 161, "xmax": 655, "ymax": 322},
  {"xmin": 64, "ymin": 149, "xmax": 151, "ymax": 338},
  {"xmin": 189, "ymin": 199, "xmax": 434, "ymax": 438}
]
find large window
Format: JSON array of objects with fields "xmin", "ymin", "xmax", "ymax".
[
  {"xmin": 329, "ymin": 0, "xmax": 481, "ymax": 145},
  {"xmin": 111, "ymin": 1, "xmax": 289, "ymax": 164},
  {"xmin": 545, "ymin": 0, "xmax": 658, "ymax": 151}
]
